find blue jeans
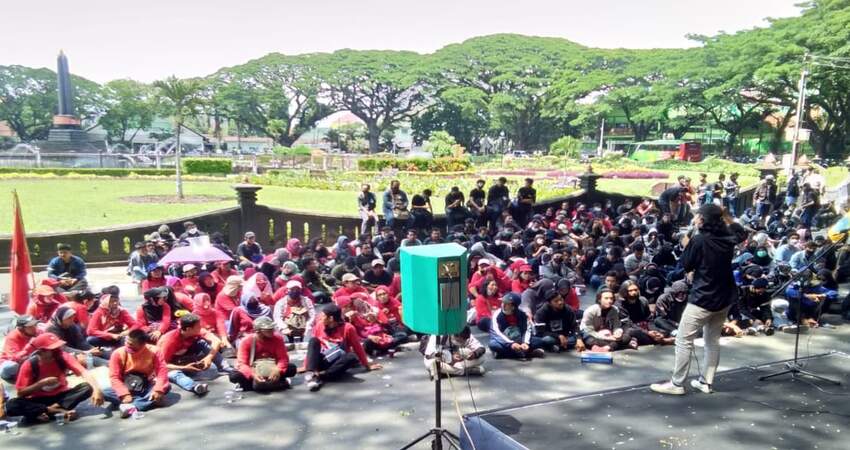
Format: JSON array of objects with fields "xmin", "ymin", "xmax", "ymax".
[
  {"xmin": 102, "ymin": 383, "xmax": 170, "ymax": 412},
  {"xmin": 0, "ymin": 360, "xmax": 20, "ymax": 383},
  {"xmin": 589, "ymin": 274, "xmax": 605, "ymax": 290},
  {"xmin": 488, "ymin": 337, "xmax": 546, "ymax": 359},
  {"xmin": 167, "ymin": 340, "xmax": 223, "ymax": 392},
  {"xmin": 539, "ymin": 334, "xmax": 577, "ymax": 350},
  {"xmin": 476, "ymin": 317, "xmax": 492, "ymax": 333}
]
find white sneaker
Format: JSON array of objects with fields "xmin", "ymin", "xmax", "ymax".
[
  {"xmin": 650, "ymin": 381, "xmax": 685, "ymax": 395},
  {"xmin": 305, "ymin": 373, "xmax": 322, "ymax": 392},
  {"xmin": 119, "ymin": 403, "xmax": 137, "ymax": 419},
  {"xmin": 690, "ymin": 379, "xmax": 713, "ymax": 394},
  {"xmin": 466, "ymin": 366, "xmax": 485, "ymax": 376},
  {"xmin": 192, "ymin": 383, "xmax": 209, "ymax": 397}
]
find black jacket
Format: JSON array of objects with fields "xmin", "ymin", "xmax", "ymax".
[{"xmin": 680, "ymin": 222, "xmax": 747, "ymax": 311}]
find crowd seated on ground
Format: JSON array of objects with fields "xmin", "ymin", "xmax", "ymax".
[{"xmin": 3, "ymin": 168, "xmax": 850, "ymax": 425}]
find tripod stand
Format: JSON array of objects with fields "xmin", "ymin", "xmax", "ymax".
[
  {"xmin": 758, "ymin": 239, "xmax": 842, "ymax": 385},
  {"xmin": 400, "ymin": 337, "xmax": 461, "ymax": 450}
]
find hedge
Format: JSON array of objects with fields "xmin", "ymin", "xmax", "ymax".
[
  {"xmin": 0, "ymin": 167, "xmax": 175, "ymax": 176},
  {"xmin": 357, "ymin": 157, "xmax": 471, "ymax": 172},
  {"xmin": 181, "ymin": 158, "xmax": 233, "ymax": 175}
]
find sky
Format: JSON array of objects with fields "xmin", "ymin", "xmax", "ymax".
[{"xmin": 0, "ymin": 0, "xmax": 803, "ymax": 83}]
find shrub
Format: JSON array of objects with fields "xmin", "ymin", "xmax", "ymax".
[
  {"xmin": 0, "ymin": 167, "xmax": 175, "ymax": 176},
  {"xmin": 273, "ymin": 145, "xmax": 313, "ymax": 157},
  {"xmin": 425, "ymin": 131, "xmax": 464, "ymax": 158},
  {"xmin": 549, "ymin": 136, "xmax": 581, "ymax": 158},
  {"xmin": 182, "ymin": 158, "xmax": 232, "ymax": 175},
  {"xmin": 357, "ymin": 157, "xmax": 471, "ymax": 172}
]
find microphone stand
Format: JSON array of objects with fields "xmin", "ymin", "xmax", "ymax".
[{"xmin": 758, "ymin": 238, "xmax": 842, "ymax": 385}]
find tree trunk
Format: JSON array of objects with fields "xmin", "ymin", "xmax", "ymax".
[
  {"xmin": 367, "ymin": 121, "xmax": 380, "ymax": 153},
  {"xmin": 175, "ymin": 122, "xmax": 184, "ymax": 200}
]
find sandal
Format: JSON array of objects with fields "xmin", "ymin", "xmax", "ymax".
[
  {"xmin": 64, "ymin": 410, "xmax": 78, "ymax": 422},
  {"xmin": 628, "ymin": 338, "xmax": 639, "ymax": 350}
]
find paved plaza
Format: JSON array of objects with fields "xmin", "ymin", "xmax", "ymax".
[{"xmin": 1, "ymin": 267, "xmax": 849, "ymax": 450}]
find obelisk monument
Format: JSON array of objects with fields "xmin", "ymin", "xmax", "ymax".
[{"xmin": 45, "ymin": 51, "xmax": 96, "ymax": 150}]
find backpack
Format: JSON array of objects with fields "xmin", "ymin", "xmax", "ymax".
[{"xmin": 284, "ymin": 306, "xmax": 310, "ymax": 332}]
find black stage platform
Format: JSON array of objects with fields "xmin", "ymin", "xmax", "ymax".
[{"xmin": 461, "ymin": 352, "xmax": 850, "ymax": 450}]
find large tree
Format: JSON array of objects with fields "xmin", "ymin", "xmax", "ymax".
[
  {"xmin": 314, "ymin": 50, "xmax": 430, "ymax": 153},
  {"xmin": 0, "ymin": 65, "xmax": 102, "ymax": 141},
  {"xmin": 208, "ymin": 54, "xmax": 331, "ymax": 147},
  {"xmin": 98, "ymin": 79, "xmax": 156, "ymax": 145}
]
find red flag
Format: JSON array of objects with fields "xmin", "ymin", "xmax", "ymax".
[{"xmin": 10, "ymin": 190, "xmax": 33, "ymax": 314}]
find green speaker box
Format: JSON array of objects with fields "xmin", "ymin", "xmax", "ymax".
[{"xmin": 400, "ymin": 243, "xmax": 468, "ymax": 335}]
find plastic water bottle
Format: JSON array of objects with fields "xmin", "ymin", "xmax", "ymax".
[
  {"xmin": 85, "ymin": 353, "xmax": 94, "ymax": 370},
  {"xmin": 224, "ymin": 390, "xmax": 234, "ymax": 404},
  {"xmin": 55, "ymin": 414, "xmax": 65, "ymax": 426},
  {"xmin": 3, "ymin": 420, "xmax": 21, "ymax": 435},
  {"xmin": 131, "ymin": 410, "xmax": 145, "ymax": 420}
]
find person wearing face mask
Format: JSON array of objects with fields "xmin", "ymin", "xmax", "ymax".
[
  {"xmin": 177, "ymin": 221, "xmax": 206, "ymax": 243},
  {"xmin": 774, "ymin": 233, "xmax": 802, "ymax": 263},
  {"xmin": 789, "ymin": 241, "xmax": 818, "ymax": 273},
  {"xmin": 273, "ymin": 280, "xmax": 316, "ymax": 342},
  {"xmin": 468, "ymin": 258, "xmax": 511, "ymax": 297},
  {"xmin": 539, "ymin": 250, "xmax": 569, "ymax": 281},
  {"xmin": 103, "ymin": 329, "xmax": 171, "ymax": 418}
]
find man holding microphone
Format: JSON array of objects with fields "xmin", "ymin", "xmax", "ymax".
[{"xmin": 651, "ymin": 203, "xmax": 747, "ymax": 395}]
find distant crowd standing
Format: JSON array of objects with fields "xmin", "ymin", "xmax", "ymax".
[{"xmin": 2, "ymin": 165, "xmax": 850, "ymax": 424}]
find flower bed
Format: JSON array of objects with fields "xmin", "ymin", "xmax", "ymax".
[{"xmin": 480, "ymin": 169, "xmax": 669, "ymax": 179}]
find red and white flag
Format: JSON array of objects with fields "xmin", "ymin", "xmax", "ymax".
[{"xmin": 10, "ymin": 190, "xmax": 33, "ymax": 314}]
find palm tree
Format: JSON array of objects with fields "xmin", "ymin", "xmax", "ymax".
[{"xmin": 153, "ymin": 76, "xmax": 205, "ymax": 199}]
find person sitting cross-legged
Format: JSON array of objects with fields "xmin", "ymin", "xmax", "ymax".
[
  {"xmin": 303, "ymin": 304, "xmax": 382, "ymax": 392},
  {"xmin": 580, "ymin": 288, "xmax": 637, "ymax": 351},
  {"xmin": 488, "ymin": 293, "xmax": 546, "ymax": 360},
  {"xmin": 534, "ymin": 289, "xmax": 585, "ymax": 353},
  {"xmin": 5, "ymin": 334, "xmax": 104, "ymax": 424},
  {"xmin": 157, "ymin": 313, "xmax": 230, "ymax": 397},
  {"xmin": 1, "ymin": 315, "xmax": 42, "ymax": 383},
  {"xmin": 86, "ymin": 294, "xmax": 136, "ymax": 350},
  {"xmin": 423, "ymin": 326, "xmax": 486, "ymax": 378},
  {"xmin": 229, "ymin": 317, "xmax": 297, "ymax": 392},
  {"xmin": 103, "ymin": 329, "xmax": 171, "ymax": 418}
]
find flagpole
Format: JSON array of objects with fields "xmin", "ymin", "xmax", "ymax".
[{"xmin": 12, "ymin": 189, "xmax": 36, "ymax": 293}]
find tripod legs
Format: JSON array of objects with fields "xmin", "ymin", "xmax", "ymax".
[
  {"xmin": 399, "ymin": 429, "xmax": 461, "ymax": 450},
  {"xmin": 759, "ymin": 362, "xmax": 842, "ymax": 385}
]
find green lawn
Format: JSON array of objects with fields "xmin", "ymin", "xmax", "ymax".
[{"xmin": 1, "ymin": 179, "xmax": 356, "ymax": 234}]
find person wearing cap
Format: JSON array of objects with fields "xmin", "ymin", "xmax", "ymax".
[
  {"xmin": 362, "ymin": 258, "xmax": 393, "ymax": 287},
  {"xmin": 26, "ymin": 280, "xmax": 67, "ymax": 323},
  {"xmin": 273, "ymin": 280, "xmax": 316, "ymax": 342},
  {"xmin": 534, "ymin": 289, "xmax": 585, "ymax": 353},
  {"xmin": 103, "ymin": 329, "xmax": 171, "ymax": 418},
  {"xmin": 304, "ymin": 304, "xmax": 382, "ymax": 392},
  {"xmin": 468, "ymin": 258, "xmax": 510, "ymax": 297},
  {"xmin": 127, "ymin": 241, "xmax": 159, "ymax": 284},
  {"xmin": 5, "ymin": 333, "xmax": 104, "ymax": 423},
  {"xmin": 63, "ymin": 289, "xmax": 96, "ymax": 330},
  {"xmin": 1, "ymin": 315, "xmax": 42, "ymax": 382},
  {"xmin": 47, "ymin": 243, "xmax": 89, "ymax": 293},
  {"xmin": 332, "ymin": 272, "xmax": 368, "ymax": 302},
  {"xmin": 236, "ymin": 231, "xmax": 263, "ymax": 269},
  {"xmin": 87, "ymin": 294, "xmax": 137, "ymax": 349},
  {"xmin": 651, "ymin": 204, "xmax": 748, "ymax": 396},
  {"xmin": 229, "ymin": 317, "xmax": 296, "ymax": 392},
  {"xmin": 158, "ymin": 313, "xmax": 229, "ymax": 397},
  {"xmin": 141, "ymin": 263, "xmax": 166, "ymax": 292},
  {"xmin": 510, "ymin": 264, "xmax": 535, "ymax": 294},
  {"xmin": 489, "ymin": 293, "xmax": 546, "ymax": 360}
]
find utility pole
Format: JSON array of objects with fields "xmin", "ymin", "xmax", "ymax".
[
  {"xmin": 597, "ymin": 118, "xmax": 606, "ymax": 157},
  {"xmin": 790, "ymin": 53, "xmax": 810, "ymax": 167}
]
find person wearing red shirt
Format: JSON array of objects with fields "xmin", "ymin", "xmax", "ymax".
[
  {"xmin": 332, "ymin": 273, "xmax": 369, "ymax": 303},
  {"xmin": 158, "ymin": 313, "xmax": 228, "ymax": 396},
  {"xmin": 229, "ymin": 317, "xmax": 296, "ymax": 392},
  {"xmin": 474, "ymin": 279, "xmax": 503, "ymax": 332},
  {"xmin": 0, "ymin": 315, "xmax": 41, "ymax": 383},
  {"xmin": 304, "ymin": 304, "xmax": 382, "ymax": 392},
  {"xmin": 511, "ymin": 264, "xmax": 534, "ymax": 294},
  {"xmin": 87, "ymin": 294, "xmax": 136, "ymax": 349},
  {"xmin": 64, "ymin": 290, "xmax": 95, "ymax": 330},
  {"xmin": 26, "ymin": 283, "xmax": 66, "ymax": 323},
  {"xmin": 180, "ymin": 264, "xmax": 201, "ymax": 293},
  {"xmin": 197, "ymin": 271, "xmax": 221, "ymax": 298},
  {"xmin": 468, "ymin": 259, "xmax": 510, "ymax": 297},
  {"xmin": 5, "ymin": 334, "xmax": 103, "ymax": 423},
  {"xmin": 103, "ymin": 329, "xmax": 171, "ymax": 418},
  {"xmin": 136, "ymin": 288, "xmax": 175, "ymax": 343},
  {"xmin": 141, "ymin": 264, "xmax": 166, "ymax": 292},
  {"xmin": 215, "ymin": 275, "xmax": 243, "ymax": 321},
  {"xmin": 210, "ymin": 260, "xmax": 239, "ymax": 287},
  {"xmin": 192, "ymin": 293, "xmax": 230, "ymax": 349}
]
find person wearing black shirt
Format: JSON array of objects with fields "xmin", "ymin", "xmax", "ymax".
[
  {"xmin": 730, "ymin": 278, "xmax": 774, "ymax": 334},
  {"xmin": 363, "ymin": 259, "xmax": 393, "ymax": 287},
  {"xmin": 652, "ymin": 204, "xmax": 748, "ymax": 396},
  {"xmin": 534, "ymin": 290, "xmax": 584, "ymax": 352},
  {"xmin": 444, "ymin": 186, "xmax": 468, "ymax": 231},
  {"xmin": 235, "ymin": 232, "xmax": 263, "ymax": 268},
  {"xmin": 658, "ymin": 186, "xmax": 685, "ymax": 216},
  {"xmin": 486, "ymin": 177, "xmax": 510, "ymax": 232},
  {"xmin": 514, "ymin": 178, "xmax": 537, "ymax": 227},
  {"xmin": 357, "ymin": 183, "xmax": 378, "ymax": 235},
  {"xmin": 410, "ymin": 189, "xmax": 433, "ymax": 233},
  {"xmin": 468, "ymin": 179, "xmax": 487, "ymax": 227}
]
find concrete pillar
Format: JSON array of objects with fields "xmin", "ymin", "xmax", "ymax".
[{"xmin": 233, "ymin": 184, "xmax": 263, "ymax": 238}]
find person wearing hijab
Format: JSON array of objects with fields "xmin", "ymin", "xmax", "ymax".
[
  {"xmin": 215, "ymin": 275, "xmax": 243, "ymax": 323},
  {"xmin": 333, "ymin": 235, "xmax": 355, "ymax": 265},
  {"xmin": 46, "ymin": 306, "xmax": 109, "ymax": 367},
  {"xmin": 192, "ymin": 293, "xmax": 230, "ymax": 349},
  {"xmin": 243, "ymin": 273, "xmax": 275, "ymax": 306},
  {"xmin": 137, "ymin": 287, "xmax": 177, "ymax": 343},
  {"xmin": 228, "ymin": 292, "xmax": 271, "ymax": 344},
  {"xmin": 87, "ymin": 294, "xmax": 136, "ymax": 349},
  {"xmin": 286, "ymin": 238, "xmax": 303, "ymax": 260},
  {"xmin": 273, "ymin": 280, "xmax": 316, "ymax": 343},
  {"xmin": 275, "ymin": 261, "xmax": 301, "ymax": 289}
]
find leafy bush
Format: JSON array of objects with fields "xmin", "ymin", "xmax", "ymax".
[
  {"xmin": 425, "ymin": 131, "xmax": 464, "ymax": 158},
  {"xmin": 273, "ymin": 145, "xmax": 313, "ymax": 157},
  {"xmin": 549, "ymin": 136, "xmax": 581, "ymax": 158},
  {"xmin": 357, "ymin": 157, "xmax": 471, "ymax": 172},
  {"xmin": 645, "ymin": 157, "xmax": 760, "ymax": 177},
  {"xmin": 0, "ymin": 167, "xmax": 175, "ymax": 176},
  {"xmin": 182, "ymin": 158, "xmax": 232, "ymax": 175}
]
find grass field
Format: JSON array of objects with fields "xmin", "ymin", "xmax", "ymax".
[{"xmin": 1, "ymin": 179, "xmax": 356, "ymax": 234}]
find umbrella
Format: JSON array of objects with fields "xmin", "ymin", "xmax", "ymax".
[{"xmin": 158, "ymin": 236, "xmax": 234, "ymax": 265}]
